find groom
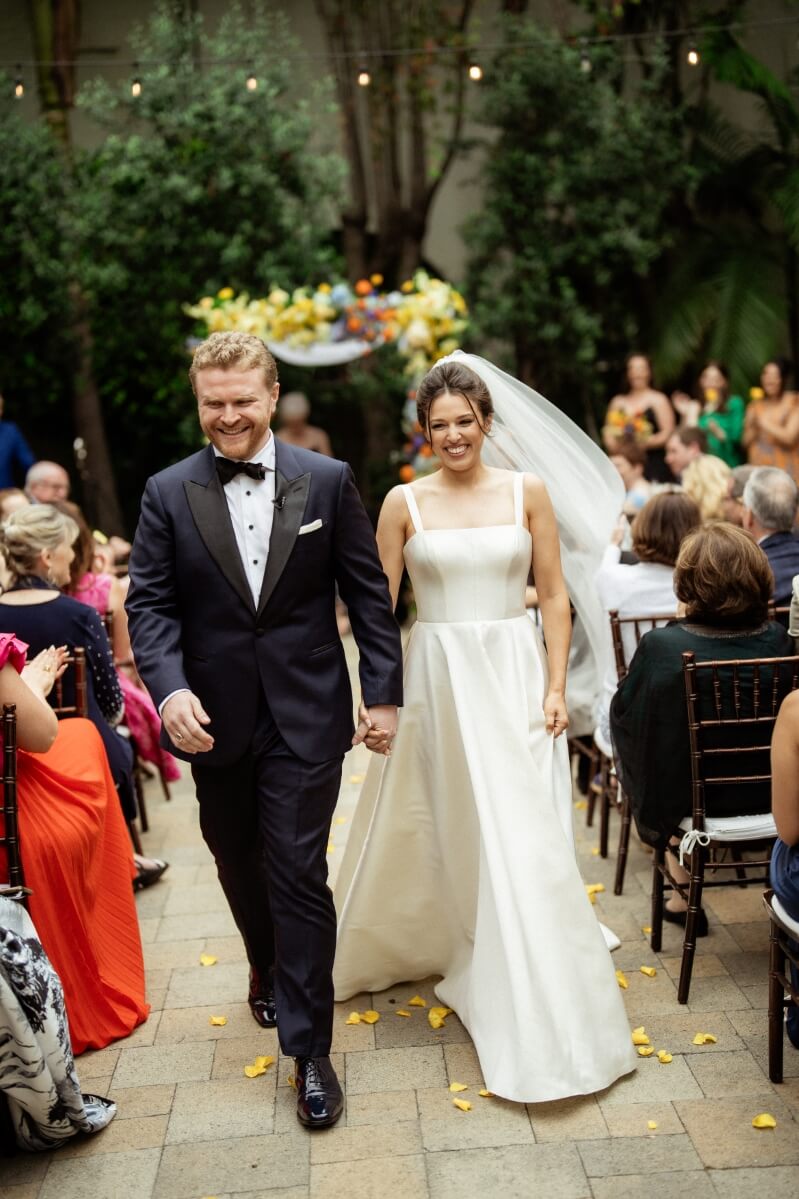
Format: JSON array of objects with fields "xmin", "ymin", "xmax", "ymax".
[{"xmin": 126, "ymin": 332, "xmax": 403, "ymax": 1128}]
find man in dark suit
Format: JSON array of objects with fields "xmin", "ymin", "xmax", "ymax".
[
  {"xmin": 742, "ymin": 466, "xmax": 799, "ymax": 607},
  {"xmin": 126, "ymin": 332, "xmax": 403, "ymax": 1129}
]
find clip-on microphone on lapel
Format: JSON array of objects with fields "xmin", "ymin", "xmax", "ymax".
[{"xmin": 273, "ymin": 493, "xmax": 287, "ymax": 511}]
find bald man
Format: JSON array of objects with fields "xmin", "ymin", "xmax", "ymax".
[
  {"xmin": 277, "ymin": 392, "xmax": 332, "ymax": 456},
  {"xmin": 25, "ymin": 460, "xmax": 70, "ymax": 505}
]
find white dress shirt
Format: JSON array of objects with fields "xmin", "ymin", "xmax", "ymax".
[
  {"xmin": 213, "ymin": 433, "xmax": 276, "ymax": 607},
  {"xmin": 159, "ymin": 435, "xmax": 276, "ymax": 715}
]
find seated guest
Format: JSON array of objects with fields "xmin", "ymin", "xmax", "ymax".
[
  {"xmin": 611, "ymin": 524, "xmax": 793, "ymax": 928},
  {"xmin": 0, "ymin": 633, "xmax": 148, "ymax": 1053},
  {"xmin": 608, "ymin": 439, "xmax": 653, "ymax": 516},
  {"xmin": 770, "ymin": 690, "xmax": 799, "ymax": 1049},
  {"xmin": 0, "ymin": 489, "xmax": 29, "ymax": 521},
  {"xmin": 594, "ymin": 491, "xmax": 701, "ymax": 749},
  {"xmin": 681, "ymin": 453, "xmax": 732, "ymax": 522},
  {"xmin": 721, "ymin": 464, "xmax": 756, "ymax": 526},
  {"xmin": 664, "ymin": 426, "xmax": 707, "ymax": 481},
  {"xmin": 0, "ymin": 505, "xmax": 167, "ymax": 890},
  {"xmin": 741, "ymin": 466, "xmax": 799, "ymax": 605},
  {"xmin": 277, "ymin": 391, "xmax": 333, "ymax": 456},
  {"xmin": 24, "ymin": 461, "xmax": 70, "ymax": 505}
]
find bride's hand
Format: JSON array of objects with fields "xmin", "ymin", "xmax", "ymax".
[{"xmin": 544, "ymin": 690, "xmax": 569, "ymax": 738}]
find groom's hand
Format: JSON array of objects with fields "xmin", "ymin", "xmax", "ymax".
[
  {"xmin": 353, "ymin": 702, "xmax": 398, "ymax": 756},
  {"xmin": 162, "ymin": 691, "xmax": 214, "ymax": 754}
]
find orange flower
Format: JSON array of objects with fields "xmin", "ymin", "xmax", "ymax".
[
  {"xmin": 399, "ymin": 465, "xmax": 416, "ymax": 482},
  {"xmin": 355, "ymin": 279, "xmax": 372, "ymax": 296},
  {"xmin": 420, "ymin": 444, "xmax": 433, "ymax": 458},
  {"xmin": 347, "ymin": 317, "xmax": 362, "ymax": 333}
]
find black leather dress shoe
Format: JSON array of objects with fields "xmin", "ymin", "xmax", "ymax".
[
  {"xmin": 248, "ymin": 972, "xmax": 277, "ymax": 1029},
  {"xmin": 663, "ymin": 906, "xmax": 709, "ymax": 937},
  {"xmin": 294, "ymin": 1056, "xmax": 344, "ymax": 1129}
]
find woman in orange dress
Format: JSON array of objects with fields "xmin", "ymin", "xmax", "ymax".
[
  {"xmin": 0, "ymin": 632, "xmax": 148, "ymax": 1054},
  {"xmin": 743, "ymin": 359, "xmax": 799, "ymax": 481}
]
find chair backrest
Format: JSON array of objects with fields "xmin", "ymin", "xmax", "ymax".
[
  {"xmin": 0, "ymin": 703, "xmax": 23, "ymax": 891},
  {"xmin": 608, "ymin": 610, "xmax": 677, "ymax": 683},
  {"xmin": 682, "ymin": 651, "xmax": 799, "ymax": 829},
  {"xmin": 51, "ymin": 647, "xmax": 88, "ymax": 719}
]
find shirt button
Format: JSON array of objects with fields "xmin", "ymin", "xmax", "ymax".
[
  {"xmin": 253, "ymin": 559, "xmax": 258, "ymax": 565},
  {"xmin": 246, "ymin": 490, "xmax": 251, "ymax": 496},
  {"xmin": 249, "ymin": 525, "xmax": 254, "ymax": 531}
]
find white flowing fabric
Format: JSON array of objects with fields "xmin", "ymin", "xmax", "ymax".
[{"xmin": 334, "ymin": 474, "xmax": 635, "ymax": 1103}]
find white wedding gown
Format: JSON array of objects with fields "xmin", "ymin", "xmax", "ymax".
[{"xmin": 334, "ymin": 475, "xmax": 636, "ymax": 1103}]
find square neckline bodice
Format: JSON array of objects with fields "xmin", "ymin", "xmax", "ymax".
[{"xmin": 402, "ymin": 472, "xmax": 529, "ymax": 541}]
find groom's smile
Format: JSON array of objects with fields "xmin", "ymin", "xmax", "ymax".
[{"xmin": 196, "ymin": 364, "xmax": 279, "ymax": 461}]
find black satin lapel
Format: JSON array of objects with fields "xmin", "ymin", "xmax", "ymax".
[
  {"xmin": 184, "ymin": 475, "xmax": 255, "ymax": 614},
  {"xmin": 257, "ymin": 470, "xmax": 311, "ymax": 618}
]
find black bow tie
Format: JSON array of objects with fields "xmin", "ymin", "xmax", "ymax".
[{"xmin": 216, "ymin": 457, "xmax": 267, "ymax": 485}]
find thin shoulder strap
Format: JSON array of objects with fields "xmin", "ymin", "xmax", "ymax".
[
  {"xmin": 402, "ymin": 484, "xmax": 424, "ymax": 533},
  {"xmin": 513, "ymin": 472, "xmax": 524, "ymax": 526}
]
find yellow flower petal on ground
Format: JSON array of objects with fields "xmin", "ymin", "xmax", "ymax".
[
  {"xmin": 287, "ymin": 1073, "xmax": 296, "ymax": 1089},
  {"xmin": 752, "ymin": 1113, "xmax": 777, "ymax": 1129},
  {"xmin": 574, "ymin": 799, "xmax": 588, "ymax": 810},
  {"xmin": 209, "ymin": 1015, "xmax": 227, "ymax": 1027},
  {"xmin": 631, "ymin": 1028, "xmax": 650, "ymax": 1046},
  {"xmin": 657, "ymin": 1050, "xmax": 673, "ymax": 1064},
  {"xmin": 429, "ymin": 1015, "xmax": 444, "ymax": 1029},
  {"xmin": 640, "ymin": 966, "xmax": 657, "ymax": 977},
  {"xmin": 429, "ymin": 1006, "xmax": 452, "ymax": 1029},
  {"xmin": 244, "ymin": 1063, "xmax": 267, "ymax": 1078},
  {"xmin": 692, "ymin": 1032, "xmax": 718, "ymax": 1045},
  {"xmin": 642, "ymin": 926, "xmax": 652, "ymax": 935},
  {"xmin": 199, "ymin": 953, "xmax": 218, "ymax": 966},
  {"xmin": 348, "ymin": 774, "xmax": 365, "ymax": 784},
  {"xmin": 361, "ymin": 1010, "xmax": 380, "ymax": 1024},
  {"xmin": 591, "ymin": 847, "xmax": 600, "ymax": 856},
  {"xmin": 345, "ymin": 1012, "xmax": 361, "ymax": 1025},
  {"xmin": 637, "ymin": 1046, "xmax": 655, "ymax": 1057},
  {"xmin": 408, "ymin": 995, "xmax": 427, "ymax": 1007},
  {"xmin": 452, "ymin": 1098, "xmax": 472, "ymax": 1111},
  {"xmin": 396, "ymin": 1010, "xmax": 411, "ymax": 1017},
  {"xmin": 647, "ymin": 1121, "xmax": 658, "ymax": 1130},
  {"xmin": 254, "ymin": 1055, "xmax": 274, "ymax": 1070},
  {"xmin": 479, "ymin": 1089, "xmax": 493, "ymax": 1097},
  {"xmin": 585, "ymin": 883, "xmax": 605, "ymax": 895},
  {"xmin": 449, "ymin": 1082, "xmax": 468, "ymax": 1093},
  {"xmin": 587, "ymin": 892, "xmax": 596, "ymax": 904},
  {"xmin": 616, "ymin": 970, "xmax": 629, "ymax": 989}
]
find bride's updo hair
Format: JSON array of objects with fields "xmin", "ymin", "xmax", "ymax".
[
  {"xmin": 416, "ymin": 360, "xmax": 493, "ymax": 440},
  {"xmin": 0, "ymin": 504, "xmax": 79, "ymax": 584}
]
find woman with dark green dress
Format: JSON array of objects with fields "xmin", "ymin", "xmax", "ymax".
[{"xmin": 673, "ymin": 361, "xmax": 745, "ymax": 468}]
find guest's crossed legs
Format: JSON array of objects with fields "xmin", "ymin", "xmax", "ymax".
[{"xmin": 192, "ymin": 701, "xmax": 343, "ymax": 1058}]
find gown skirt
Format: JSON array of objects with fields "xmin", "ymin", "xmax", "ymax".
[{"xmin": 334, "ymin": 478, "xmax": 635, "ymax": 1103}]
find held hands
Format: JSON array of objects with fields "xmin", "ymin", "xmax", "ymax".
[
  {"xmin": 544, "ymin": 690, "xmax": 569, "ymax": 739},
  {"xmin": 22, "ymin": 645, "xmax": 68, "ymax": 700},
  {"xmin": 162, "ymin": 691, "xmax": 214, "ymax": 754},
  {"xmin": 353, "ymin": 700, "xmax": 398, "ymax": 756}
]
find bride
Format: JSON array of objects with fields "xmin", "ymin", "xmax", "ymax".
[{"xmin": 333, "ymin": 352, "xmax": 635, "ymax": 1103}]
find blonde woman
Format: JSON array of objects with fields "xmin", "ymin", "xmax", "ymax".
[{"xmin": 682, "ymin": 453, "xmax": 732, "ymax": 522}]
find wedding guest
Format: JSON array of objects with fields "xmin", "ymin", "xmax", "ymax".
[
  {"xmin": 673, "ymin": 361, "xmax": 745, "ymax": 467},
  {"xmin": 721, "ymin": 464, "xmax": 756, "ymax": 526},
  {"xmin": 25, "ymin": 461, "xmax": 70, "ymax": 505},
  {"xmin": 744, "ymin": 359, "xmax": 799, "ymax": 481},
  {"xmin": 0, "ymin": 393, "xmax": 35, "ymax": 489},
  {"xmin": 277, "ymin": 392, "xmax": 333, "ymax": 456},
  {"xmin": 65, "ymin": 502, "xmax": 180, "ymax": 783},
  {"xmin": 0, "ymin": 489, "xmax": 29, "ymax": 520},
  {"xmin": 770, "ymin": 689, "xmax": 799, "ymax": 1050},
  {"xmin": 741, "ymin": 467, "xmax": 799, "ymax": 606},
  {"xmin": 611, "ymin": 523, "xmax": 793, "ymax": 928},
  {"xmin": 664, "ymin": 427, "xmax": 708, "ymax": 481},
  {"xmin": 0, "ymin": 634, "xmax": 148, "ymax": 1053},
  {"xmin": 681, "ymin": 453, "xmax": 732, "ymax": 521},
  {"xmin": 603, "ymin": 353, "xmax": 675, "ymax": 482},
  {"xmin": 594, "ymin": 491, "xmax": 701, "ymax": 749},
  {"xmin": 608, "ymin": 439, "xmax": 652, "ymax": 516}
]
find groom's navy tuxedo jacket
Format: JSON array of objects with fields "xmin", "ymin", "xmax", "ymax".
[{"xmin": 126, "ymin": 439, "xmax": 403, "ymax": 766}]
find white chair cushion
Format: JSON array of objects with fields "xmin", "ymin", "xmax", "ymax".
[
  {"xmin": 678, "ymin": 812, "xmax": 777, "ymax": 842},
  {"xmin": 772, "ymin": 893, "xmax": 799, "ymax": 939}
]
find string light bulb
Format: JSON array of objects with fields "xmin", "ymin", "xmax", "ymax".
[
  {"xmin": 687, "ymin": 44, "xmax": 700, "ymax": 66},
  {"xmin": 246, "ymin": 71, "xmax": 258, "ymax": 92},
  {"xmin": 13, "ymin": 66, "xmax": 23, "ymax": 98},
  {"xmin": 357, "ymin": 66, "xmax": 371, "ymax": 87},
  {"xmin": 579, "ymin": 40, "xmax": 592, "ymax": 74},
  {"xmin": 131, "ymin": 63, "xmax": 142, "ymax": 97},
  {"xmin": 468, "ymin": 62, "xmax": 483, "ymax": 81}
]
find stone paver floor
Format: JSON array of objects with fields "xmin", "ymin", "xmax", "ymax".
[{"xmin": 3, "ymin": 640, "xmax": 799, "ymax": 1197}]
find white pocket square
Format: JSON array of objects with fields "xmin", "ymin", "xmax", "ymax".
[{"xmin": 299, "ymin": 519, "xmax": 323, "ymax": 535}]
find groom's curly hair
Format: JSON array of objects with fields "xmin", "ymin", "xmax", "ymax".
[
  {"xmin": 416, "ymin": 361, "xmax": 493, "ymax": 441},
  {"xmin": 189, "ymin": 332, "xmax": 278, "ymax": 393}
]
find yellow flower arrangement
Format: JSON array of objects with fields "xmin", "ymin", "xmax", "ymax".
[{"xmin": 602, "ymin": 408, "xmax": 654, "ymax": 446}]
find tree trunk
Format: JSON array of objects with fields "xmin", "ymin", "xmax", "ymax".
[{"xmin": 27, "ymin": 0, "xmax": 126, "ymax": 533}]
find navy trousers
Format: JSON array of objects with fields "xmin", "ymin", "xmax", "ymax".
[
  {"xmin": 192, "ymin": 694, "xmax": 342, "ymax": 1058},
  {"xmin": 770, "ymin": 838, "xmax": 799, "ymax": 1049}
]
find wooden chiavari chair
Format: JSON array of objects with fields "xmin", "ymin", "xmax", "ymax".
[
  {"xmin": 51, "ymin": 648, "xmax": 88, "ymax": 718},
  {"xmin": 764, "ymin": 888, "xmax": 799, "ymax": 1083},
  {"xmin": 651, "ymin": 651, "xmax": 799, "ymax": 1004},
  {"xmin": 0, "ymin": 704, "xmax": 29, "ymax": 904}
]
